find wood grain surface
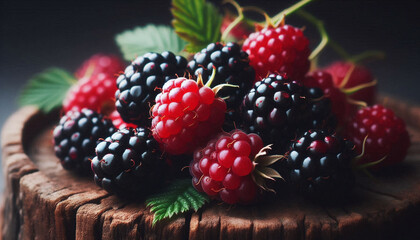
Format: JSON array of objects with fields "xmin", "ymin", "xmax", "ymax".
[{"xmin": 2, "ymin": 97, "xmax": 420, "ymax": 240}]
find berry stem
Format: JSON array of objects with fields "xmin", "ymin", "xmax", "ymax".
[
  {"xmin": 356, "ymin": 156, "xmax": 386, "ymax": 169},
  {"xmin": 296, "ymin": 9, "xmax": 328, "ymax": 61},
  {"xmin": 212, "ymin": 84, "xmax": 239, "ymax": 95},
  {"xmin": 295, "ymin": 7, "xmax": 384, "ymax": 64},
  {"xmin": 205, "ymin": 66, "xmax": 217, "ymax": 88},
  {"xmin": 221, "ymin": 0, "xmax": 245, "ymax": 42},
  {"xmin": 271, "ymin": 0, "xmax": 313, "ymax": 25},
  {"xmin": 346, "ymin": 98, "xmax": 367, "ymax": 108},
  {"xmin": 342, "ymin": 79, "xmax": 378, "ymax": 95},
  {"xmin": 348, "ymin": 50, "xmax": 385, "ymax": 64},
  {"xmin": 353, "ymin": 135, "xmax": 368, "ymax": 164},
  {"xmin": 338, "ymin": 63, "xmax": 355, "ymax": 88},
  {"xmin": 242, "ymin": 6, "xmax": 274, "ymax": 28}
]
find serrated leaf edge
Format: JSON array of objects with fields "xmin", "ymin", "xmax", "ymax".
[{"xmin": 146, "ymin": 179, "xmax": 209, "ymax": 225}]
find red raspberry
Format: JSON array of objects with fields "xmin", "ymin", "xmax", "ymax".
[
  {"xmin": 151, "ymin": 77, "xmax": 227, "ymax": 155},
  {"xmin": 190, "ymin": 130, "xmax": 283, "ymax": 204},
  {"xmin": 323, "ymin": 61, "xmax": 376, "ymax": 105},
  {"xmin": 347, "ymin": 105, "xmax": 410, "ymax": 168},
  {"xmin": 303, "ymin": 71, "xmax": 349, "ymax": 125},
  {"xmin": 109, "ymin": 110, "xmax": 138, "ymax": 129},
  {"xmin": 63, "ymin": 73, "xmax": 117, "ymax": 114},
  {"xmin": 242, "ymin": 24, "xmax": 310, "ymax": 81},
  {"xmin": 75, "ymin": 54, "xmax": 125, "ymax": 80},
  {"xmin": 63, "ymin": 54, "xmax": 125, "ymax": 115}
]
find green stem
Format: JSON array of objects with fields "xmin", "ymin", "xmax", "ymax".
[
  {"xmin": 328, "ymin": 39, "xmax": 352, "ymax": 60},
  {"xmin": 242, "ymin": 6, "xmax": 273, "ymax": 28},
  {"xmin": 271, "ymin": 0, "xmax": 313, "ymax": 25},
  {"xmin": 205, "ymin": 66, "xmax": 217, "ymax": 88},
  {"xmin": 296, "ymin": 9, "xmax": 328, "ymax": 60},
  {"xmin": 221, "ymin": 0, "xmax": 244, "ymax": 42},
  {"xmin": 349, "ymin": 50, "xmax": 385, "ymax": 64}
]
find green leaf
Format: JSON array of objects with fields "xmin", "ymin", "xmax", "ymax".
[
  {"xmin": 18, "ymin": 68, "xmax": 76, "ymax": 113},
  {"xmin": 171, "ymin": 0, "xmax": 222, "ymax": 53},
  {"xmin": 115, "ymin": 24, "xmax": 188, "ymax": 61},
  {"xmin": 146, "ymin": 179, "xmax": 209, "ymax": 225}
]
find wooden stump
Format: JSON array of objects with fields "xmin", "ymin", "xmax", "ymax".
[{"xmin": 2, "ymin": 97, "xmax": 420, "ymax": 240}]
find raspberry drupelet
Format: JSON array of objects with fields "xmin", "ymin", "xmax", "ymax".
[{"xmin": 151, "ymin": 73, "xmax": 227, "ymax": 155}]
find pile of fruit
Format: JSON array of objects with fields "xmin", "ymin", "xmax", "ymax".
[{"xmin": 20, "ymin": 0, "xmax": 411, "ymax": 223}]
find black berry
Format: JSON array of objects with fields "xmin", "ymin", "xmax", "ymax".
[
  {"xmin": 53, "ymin": 109, "xmax": 115, "ymax": 174},
  {"xmin": 115, "ymin": 51, "xmax": 187, "ymax": 126},
  {"xmin": 285, "ymin": 129, "xmax": 356, "ymax": 200},
  {"xmin": 91, "ymin": 128, "xmax": 165, "ymax": 198},
  {"xmin": 241, "ymin": 74, "xmax": 336, "ymax": 153},
  {"xmin": 187, "ymin": 42, "xmax": 255, "ymax": 130}
]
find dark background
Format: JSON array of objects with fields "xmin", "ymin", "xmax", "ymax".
[{"xmin": 0, "ymin": 0, "xmax": 419, "ymax": 193}]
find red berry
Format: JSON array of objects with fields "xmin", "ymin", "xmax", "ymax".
[
  {"xmin": 217, "ymin": 149, "xmax": 236, "ymax": 168},
  {"xmin": 346, "ymin": 105, "xmax": 410, "ymax": 168},
  {"xmin": 151, "ymin": 77, "xmax": 226, "ymax": 155},
  {"xmin": 199, "ymin": 157, "xmax": 212, "ymax": 175},
  {"xmin": 63, "ymin": 54, "xmax": 125, "ymax": 115},
  {"xmin": 323, "ymin": 61, "xmax": 376, "ymax": 105},
  {"xmin": 63, "ymin": 73, "xmax": 117, "ymax": 114},
  {"xmin": 223, "ymin": 173, "xmax": 241, "ymax": 190},
  {"xmin": 74, "ymin": 54, "xmax": 125, "ymax": 80},
  {"xmin": 192, "ymin": 177, "xmax": 203, "ymax": 192},
  {"xmin": 190, "ymin": 130, "xmax": 263, "ymax": 204},
  {"xmin": 236, "ymin": 176, "xmax": 257, "ymax": 204},
  {"xmin": 243, "ymin": 25, "xmax": 310, "ymax": 81},
  {"xmin": 232, "ymin": 156, "xmax": 253, "ymax": 176},
  {"xmin": 233, "ymin": 140, "xmax": 251, "ymax": 156},
  {"xmin": 248, "ymin": 133, "xmax": 264, "ymax": 157},
  {"xmin": 219, "ymin": 189, "xmax": 239, "ymax": 204},
  {"xmin": 201, "ymin": 176, "xmax": 221, "ymax": 196},
  {"xmin": 209, "ymin": 163, "xmax": 228, "ymax": 181}
]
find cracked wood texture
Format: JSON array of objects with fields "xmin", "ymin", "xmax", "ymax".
[{"xmin": 2, "ymin": 96, "xmax": 420, "ymax": 240}]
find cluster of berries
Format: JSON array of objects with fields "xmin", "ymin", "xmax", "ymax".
[{"xmin": 53, "ymin": 13, "xmax": 410, "ymax": 204}]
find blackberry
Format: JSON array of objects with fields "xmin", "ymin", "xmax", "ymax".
[
  {"xmin": 187, "ymin": 42, "xmax": 255, "ymax": 130},
  {"xmin": 242, "ymin": 74, "xmax": 336, "ymax": 154},
  {"xmin": 53, "ymin": 109, "xmax": 115, "ymax": 174},
  {"xmin": 285, "ymin": 129, "xmax": 356, "ymax": 200},
  {"xmin": 91, "ymin": 128, "xmax": 165, "ymax": 198},
  {"xmin": 115, "ymin": 51, "xmax": 187, "ymax": 126}
]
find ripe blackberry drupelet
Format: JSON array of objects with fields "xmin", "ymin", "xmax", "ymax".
[
  {"xmin": 115, "ymin": 51, "xmax": 187, "ymax": 126},
  {"xmin": 187, "ymin": 42, "xmax": 255, "ymax": 130},
  {"xmin": 91, "ymin": 128, "xmax": 165, "ymax": 197},
  {"xmin": 53, "ymin": 109, "xmax": 115, "ymax": 174},
  {"xmin": 242, "ymin": 74, "xmax": 336, "ymax": 154},
  {"xmin": 286, "ymin": 129, "xmax": 356, "ymax": 199}
]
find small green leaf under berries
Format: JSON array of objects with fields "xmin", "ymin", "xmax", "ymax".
[
  {"xmin": 18, "ymin": 68, "xmax": 76, "ymax": 113},
  {"xmin": 115, "ymin": 24, "xmax": 188, "ymax": 61},
  {"xmin": 146, "ymin": 179, "xmax": 209, "ymax": 225},
  {"xmin": 171, "ymin": 0, "xmax": 222, "ymax": 53}
]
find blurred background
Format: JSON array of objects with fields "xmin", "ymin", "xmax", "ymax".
[{"xmin": 0, "ymin": 0, "xmax": 419, "ymax": 192}]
